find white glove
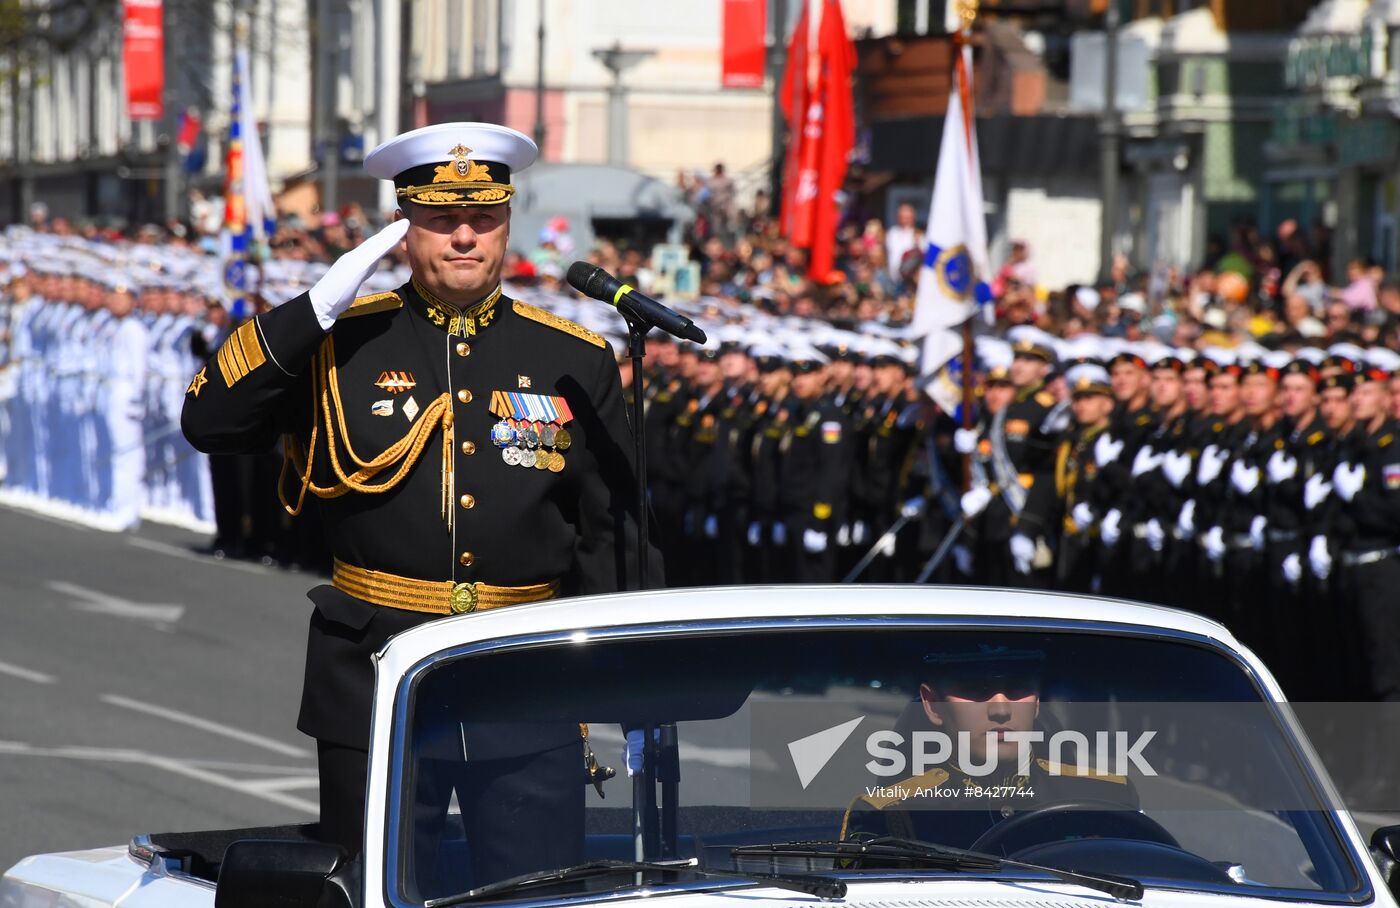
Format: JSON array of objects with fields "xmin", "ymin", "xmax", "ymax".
[
  {"xmin": 1304, "ymin": 473, "xmax": 1332, "ymax": 511},
  {"xmin": 953, "ymin": 427, "xmax": 979, "ymax": 454},
  {"xmin": 1100, "ymin": 509, "xmax": 1122, "ymax": 546},
  {"xmin": 803, "ymin": 529, "xmax": 828, "ymax": 553},
  {"xmin": 703, "ymin": 515, "xmax": 718, "ymax": 539},
  {"xmin": 836, "ymin": 523, "xmax": 851, "ymax": 547},
  {"xmin": 1144, "ymin": 518, "xmax": 1165, "ymax": 553},
  {"xmin": 308, "ymin": 218, "xmax": 411, "ymax": 330},
  {"xmin": 952, "ymin": 544, "xmax": 973, "ymax": 576},
  {"xmin": 1010, "ymin": 534, "xmax": 1035, "ymax": 575},
  {"xmin": 1333, "ymin": 463, "xmax": 1365, "ymax": 502},
  {"xmin": 1309, "ymin": 535, "xmax": 1332, "ymax": 580},
  {"xmin": 1162, "ymin": 451, "xmax": 1192, "ymax": 488},
  {"xmin": 1197, "ymin": 445, "xmax": 1225, "ymax": 485},
  {"xmin": 1267, "ymin": 449, "xmax": 1298, "ymax": 483},
  {"xmin": 1071, "ymin": 502, "xmax": 1094, "ymax": 531},
  {"xmin": 1131, "ymin": 446, "xmax": 1162, "ymax": 478},
  {"xmin": 1230, "ymin": 460, "xmax": 1260, "ymax": 496},
  {"xmin": 1178, "ymin": 499, "xmax": 1197, "ymax": 539},
  {"xmin": 876, "ymin": 532, "xmax": 897, "ymax": 557},
  {"xmin": 1201, "ymin": 526, "xmax": 1226, "ymax": 563},
  {"xmin": 1094, "ymin": 433, "xmax": 1124, "ymax": 467},
  {"xmin": 772, "ymin": 522, "xmax": 787, "ymax": 546},
  {"xmin": 901, "ymin": 497, "xmax": 924, "ymax": 519},
  {"xmin": 852, "ymin": 520, "xmax": 867, "ymax": 545},
  {"xmin": 961, "ymin": 486, "xmax": 993, "ymax": 518},
  {"xmin": 1249, "ymin": 514, "xmax": 1267, "ymax": 551},
  {"xmin": 1282, "ymin": 552, "xmax": 1302, "ymax": 586},
  {"xmin": 746, "ymin": 521, "xmax": 761, "ymax": 546}
]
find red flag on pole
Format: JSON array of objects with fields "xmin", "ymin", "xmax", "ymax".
[
  {"xmin": 807, "ymin": 0, "xmax": 855, "ymax": 283},
  {"xmin": 122, "ymin": 0, "xmax": 164, "ymax": 120},
  {"xmin": 777, "ymin": 0, "xmax": 810, "ymax": 238}
]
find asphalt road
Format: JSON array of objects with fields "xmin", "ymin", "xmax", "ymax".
[
  {"xmin": 1, "ymin": 503, "xmax": 1396, "ymax": 879},
  {"xmin": 0, "ymin": 505, "xmax": 318, "ymax": 870}
]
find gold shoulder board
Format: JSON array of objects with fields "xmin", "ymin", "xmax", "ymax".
[
  {"xmin": 1036, "ymin": 757, "xmax": 1128, "ymax": 784},
  {"xmin": 1035, "ymin": 391, "xmax": 1055, "ymax": 407},
  {"xmin": 513, "ymin": 300, "xmax": 606, "ymax": 348},
  {"xmin": 339, "ymin": 291, "xmax": 403, "ymax": 320},
  {"xmin": 1308, "ymin": 431, "xmax": 1325, "ymax": 446},
  {"xmin": 1381, "ymin": 434, "xmax": 1394, "ymax": 448}
]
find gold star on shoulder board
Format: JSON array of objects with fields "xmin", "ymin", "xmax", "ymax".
[{"xmin": 186, "ymin": 366, "xmax": 208, "ymax": 398}]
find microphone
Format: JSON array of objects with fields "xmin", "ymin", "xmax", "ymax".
[{"xmin": 566, "ymin": 262, "xmax": 707, "ymax": 344}]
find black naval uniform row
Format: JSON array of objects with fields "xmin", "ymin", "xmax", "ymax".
[
  {"xmin": 639, "ymin": 360, "xmax": 1400, "ymax": 709},
  {"xmin": 1008, "ymin": 382, "xmax": 1400, "ymax": 708}
]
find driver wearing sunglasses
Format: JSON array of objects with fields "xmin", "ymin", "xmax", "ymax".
[{"xmin": 841, "ymin": 644, "xmax": 1140, "ymax": 850}]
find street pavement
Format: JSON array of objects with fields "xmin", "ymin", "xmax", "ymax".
[{"xmin": 0, "ymin": 505, "xmax": 317, "ymax": 870}]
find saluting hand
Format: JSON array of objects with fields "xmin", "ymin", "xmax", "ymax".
[{"xmin": 308, "ymin": 218, "xmax": 411, "ymax": 330}]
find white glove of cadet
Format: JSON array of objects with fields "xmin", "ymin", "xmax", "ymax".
[
  {"xmin": 1266, "ymin": 449, "xmax": 1298, "ymax": 484},
  {"xmin": 703, "ymin": 515, "xmax": 718, "ymax": 539},
  {"xmin": 803, "ymin": 529, "xmax": 828, "ymax": 553},
  {"xmin": 953, "ymin": 428, "xmax": 979, "ymax": 455},
  {"xmin": 1131, "ymin": 446, "xmax": 1163, "ymax": 478},
  {"xmin": 1282, "ymin": 553, "xmax": 1302, "ymax": 586},
  {"xmin": 1333, "ymin": 463, "xmax": 1365, "ymax": 502},
  {"xmin": 1201, "ymin": 526, "xmax": 1226, "ymax": 563},
  {"xmin": 1009, "ymin": 534, "xmax": 1035, "ymax": 575},
  {"xmin": 1304, "ymin": 473, "xmax": 1332, "ymax": 511},
  {"xmin": 901, "ymin": 497, "xmax": 924, "ymax": 519},
  {"xmin": 961, "ymin": 486, "xmax": 993, "ymax": 518},
  {"xmin": 1230, "ymin": 460, "xmax": 1261, "ymax": 495},
  {"xmin": 772, "ymin": 522, "xmax": 787, "ymax": 546},
  {"xmin": 876, "ymin": 532, "xmax": 897, "ymax": 557},
  {"xmin": 1100, "ymin": 509, "xmax": 1122, "ymax": 546},
  {"xmin": 852, "ymin": 520, "xmax": 867, "ymax": 545},
  {"xmin": 1094, "ymin": 433, "xmax": 1124, "ymax": 467},
  {"xmin": 308, "ymin": 218, "xmax": 411, "ymax": 330},
  {"xmin": 746, "ymin": 522, "xmax": 761, "ymax": 546},
  {"xmin": 1162, "ymin": 451, "xmax": 1192, "ymax": 488},
  {"xmin": 1071, "ymin": 502, "xmax": 1095, "ymax": 531},
  {"xmin": 952, "ymin": 545, "xmax": 974, "ymax": 576},
  {"xmin": 1177, "ymin": 499, "xmax": 1197, "ymax": 540},
  {"xmin": 1144, "ymin": 518, "xmax": 1166, "ymax": 553},
  {"xmin": 836, "ymin": 523, "xmax": 851, "ymax": 547},
  {"xmin": 1248, "ymin": 514, "xmax": 1267, "ymax": 551},
  {"xmin": 1197, "ymin": 445, "xmax": 1225, "ymax": 485},
  {"xmin": 1309, "ymin": 535, "xmax": 1332, "ymax": 580}
]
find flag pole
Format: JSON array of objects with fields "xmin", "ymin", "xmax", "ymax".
[{"xmin": 955, "ymin": 0, "xmax": 978, "ymax": 492}]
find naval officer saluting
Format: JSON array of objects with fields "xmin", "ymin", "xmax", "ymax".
[{"xmin": 182, "ymin": 122, "xmax": 660, "ymax": 891}]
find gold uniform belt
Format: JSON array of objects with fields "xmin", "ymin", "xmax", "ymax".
[{"xmin": 332, "ymin": 558, "xmax": 559, "ymax": 615}]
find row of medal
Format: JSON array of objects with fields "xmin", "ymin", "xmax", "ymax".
[{"xmin": 491, "ymin": 418, "xmax": 571, "ymax": 472}]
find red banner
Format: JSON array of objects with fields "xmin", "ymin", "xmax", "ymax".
[
  {"xmin": 722, "ymin": 0, "xmax": 766, "ymax": 89},
  {"xmin": 808, "ymin": 0, "xmax": 856, "ymax": 283},
  {"xmin": 123, "ymin": 0, "xmax": 164, "ymax": 120},
  {"xmin": 778, "ymin": 0, "xmax": 811, "ymax": 237}
]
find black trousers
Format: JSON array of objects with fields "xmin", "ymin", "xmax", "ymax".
[{"xmin": 317, "ymin": 738, "xmax": 586, "ymax": 900}]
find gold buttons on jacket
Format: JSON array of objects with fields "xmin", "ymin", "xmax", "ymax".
[
  {"xmin": 460, "ymin": 494, "xmax": 476, "ymax": 509},
  {"xmin": 461, "ymin": 441, "xmax": 476, "ymax": 455},
  {"xmin": 459, "ymin": 551, "xmax": 475, "ymax": 566},
  {"xmin": 457, "ymin": 389, "xmax": 473, "ymax": 404},
  {"xmin": 456, "ymin": 342, "xmax": 470, "ymax": 357}
]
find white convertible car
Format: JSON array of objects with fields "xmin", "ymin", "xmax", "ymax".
[{"xmin": 4, "ymin": 586, "xmax": 1399, "ymax": 908}]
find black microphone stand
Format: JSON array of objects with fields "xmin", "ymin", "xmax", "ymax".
[
  {"xmin": 622, "ymin": 311, "xmax": 661, "ymax": 861},
  {"xmin": 624, "ymin": 311, "xmax": 650, "ymax": 592}
]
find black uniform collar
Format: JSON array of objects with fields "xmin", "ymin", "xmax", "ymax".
[{"xmin": 407, "ymin": 277, "xmax": 504, "ymax": 337}]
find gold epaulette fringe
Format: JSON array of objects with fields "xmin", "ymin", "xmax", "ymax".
[{"xmin": 278, "ymin": 334, "xmax": 453, "ymax": 530}]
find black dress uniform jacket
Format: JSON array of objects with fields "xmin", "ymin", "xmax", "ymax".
[{"xmin": 182, "ymin": 281, "xmax": 659, "ymax": 749}]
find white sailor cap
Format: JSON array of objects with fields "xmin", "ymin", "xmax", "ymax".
[{"xmin": 363, "ymin": 122, "xmax": 538, "ymax": 208}]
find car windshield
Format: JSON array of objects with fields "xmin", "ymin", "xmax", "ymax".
[{"xmin": 391, "ymin": 623, "xmax": 1363, "ymax": 905}]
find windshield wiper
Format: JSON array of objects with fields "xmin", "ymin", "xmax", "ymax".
[
  {"xmin": 732, "ymin": 836, "xmax": 1144, "ymax": 901},
  {"xmin": 424, "ymin": 857, "xmax": 847, "ymax": 907}
]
